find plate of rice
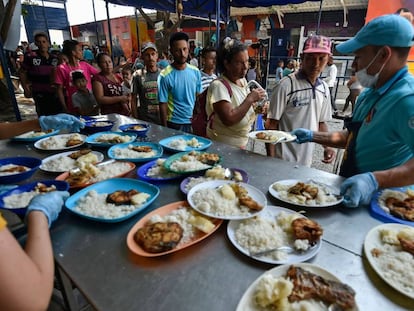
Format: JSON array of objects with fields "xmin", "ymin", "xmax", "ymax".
[
  {"xmin": 126, "ymin": 201, "xmax": 223, "ymax": 257},
  {"xmin": 187, "ymin": 180, "xmax": 266, "ymax": 220},
  {"xmin": 137, "ymin": 158, "xmax": 182, "ymax": 182},
  {"xmin": 227, "ymin": 206, "xmax": 322, "ymax": 264},
  {"xmin": 40, "ymin": 149, "xmax": 104, "ymax": 173},
  {"xmin": 55, "ymin": 160, "xmax": 136, "ymax": 189},
  {"xmin": 364, "ymin": 223, "xmax": 414, "ymax": 299},
  {"xmin": 269, "ymin": 179, "xmax": 342, "ymax": 207},
  {"xmin": 370, "ymin": 186, "xmax": 414, "ymax": 226},
  {"xmin": 107, "ymin": 142, "xmax": 163, "ymax": 162},
  {"xmin": 248, "ymin": 130, "xmax": 296, "ymax": 144},
  {"xmin": 0, "ymin": 180, "xmax": 69, "ymax": 215},
  {"xmin": 85, "ymin": 131, "xmax": 137, "ymax": 147},
  {"xmin": 34, "ymin": 133, "xmax": 87, "ymax": 151},
  {"xmin": 180, "ymin": 165, "xmax": 249, "ymax": 194},
  {"xmin": 158, "ymin": 134, "xmax": 212, "ymax": 153},
  {"xmin": 163, "ymin": 150, "xmax": 221, "ymax": 174},
  {"xmin": 65, "ymin": 178, "xmax": 160, "ymax": 222},
  {"xmin": 236, "ymin": 263, "xmax": 357, "ymax": 311},
  {"xmin": 12, "ymin": 129, "xmax": 60, "ymax": 142}
]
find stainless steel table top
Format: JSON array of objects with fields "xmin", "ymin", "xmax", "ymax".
[{"xmin": 2, "ymin": 114, "xmax": 412, "ymax": 310}]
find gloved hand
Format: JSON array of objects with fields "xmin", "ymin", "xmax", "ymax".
[
  {"xmin": 340, "ymin": 172, "xmax": 378, "ymax": 208},
  {"xmin": 27, "ymin": 191, "xmax": 70, "ymax": 227},
  {"xmin": 39, "ymin": 114, "xmax": 85, "ymax": 132},
  {"xmin": 291, "ymin": 128, "xmax": 313, "ymax": 144}
]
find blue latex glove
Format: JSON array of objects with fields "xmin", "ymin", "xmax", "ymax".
[
  {"xmin": 291, "ymin": 128, "xmax": 313, "ymax": 144},
  {"xmin": 27, "ymin": 191, "xmax": 70, "ymax": 227},
  {"xmin": 39, "ymin": 114, "xmax": 85, "ymax": 132},
  {"xmin": 340, "ymin": 172, "xmax": 378, "ymax": 208}
]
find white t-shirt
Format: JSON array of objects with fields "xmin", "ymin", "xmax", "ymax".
[
  {"xmin": 206, "ymin": 77, "xmax": 255, "ymax": 148},
  {"xmin": 268, "ymin": 72, "xmax": 332, "ymax": 166}
]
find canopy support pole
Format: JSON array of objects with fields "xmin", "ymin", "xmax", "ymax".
[
  {"xmin": 316, "ymin": 0, "xmax": 323, "ymax": 34},
  {"xmin": 92, "ymin": 0, "xmax": 99, "ymax": 46},
  {"xmin": 105, "ymin": 0, "xmax": 114, "ymax": 61},
  {"xmin": 215, "ymin": 0, "xmax": 220, "ymax": 48},
  {"xmin": 134, "ymin": 8, "xmax": 140, "ymax": 53}
]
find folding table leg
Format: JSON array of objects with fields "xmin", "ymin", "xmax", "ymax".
[{"xmin": 54, "ymin": 263, "xmax": 79, "ymax": 311}]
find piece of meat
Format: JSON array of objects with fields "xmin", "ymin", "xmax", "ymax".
[
  {"xmin": 0, "ymin": 165, "xmax": 28, "ymax": 173},
  {"xmin": 288, "ymin": 182, "xmax": 305, "ymax": 195},
  {"xmin": 398, "ymin": 237, "xmax": 414, "ymax": 256},
  {"xmin": 68, "ymin": 148, "xmax": 92, "ymax": 159},
  {"xmin": 386, "ymin": 197, "xmax": 414, "ymax": 221},
  {"xmin": 287, "ymin": 265, "xmax": 356, "ymax": 310},
  {"xmin": 256, "ymin": 132, "xmax": 267, "ymax": 140},
  {"xmin": 131, "ymin": 146, "xmax": 153, "ymax": 153},
  {"xmin": 34, "ymin": 183, "xmax": 57, "ymax": 193},
  {"xmin": 66, "ymin": 138, "xmax": 83, "ymax": 147},
  {"xmin": 288, "ymin": 182, "xmax": 318, "ymax": 199},
  {"xmin": 106, "ymin": 190, "xmax": 139, "ymax": 205},
  {"xmin": 197, "ymin": 153, "xmax": 220, "ymax": 165},
  {"xmin": 134, "ymin": 222, "xmax": 184, "ymax": 253},
  {"xmin": 291, "ymin": 218, "xmax": 323, "ymax": 244},
  {"xmin": 238, "ymin": 196, "xmax": 263, "ymax": 211}
]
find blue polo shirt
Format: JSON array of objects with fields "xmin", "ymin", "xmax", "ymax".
[
  {"xmin": 353, "ymin": 66, "xmax": 414, "ymax": 172},
  {"xmin": 157, "ymin": 64, "xmax": 202, "ymax": 124}
]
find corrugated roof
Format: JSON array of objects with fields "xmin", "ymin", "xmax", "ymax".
[{"xmin": 230, "ymin": 0, "xmax": 368, "ymax": 16}]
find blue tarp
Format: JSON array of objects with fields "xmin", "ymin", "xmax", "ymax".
[{"xmin": 106, "ymin": 0, "xmax": 321, "ymax": 22}]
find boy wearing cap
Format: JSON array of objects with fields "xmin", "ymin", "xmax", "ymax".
[
  {"xmin": 158, "ymin": 32, "xmax": 202, "ymax": 133},
  {"xmin": 265, "ymin": 35, "xmax": 335, "ymax": 167},
  {"xmin": 292, "ymin": 14, "xmax": 414, "ymax": 208},
  {"xmin": 131, "ymin": 42, "xmax": 161, "ymax": 124},
  {"xmin": 20, "ymin": 32, "xmax": 64, "ymax": 116}
]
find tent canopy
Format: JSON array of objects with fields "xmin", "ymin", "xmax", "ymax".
[{"xmin": 106, "ymin": 0, "xmax": 322, "ymax": 21}]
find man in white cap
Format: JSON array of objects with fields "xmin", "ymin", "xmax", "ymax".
[
  {"xmin": 292, "ymin": 14, "xmax": 414, "ymax": 207},
  {"xmin": 131, "ymin": 42, "xmax": 161, "ymax": 124},
  {"xmin": 266, "ymin": 35, "xmax": 335, "ymax": 167}
]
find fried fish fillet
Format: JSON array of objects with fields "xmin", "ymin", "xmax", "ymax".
[
  {"xmin": 68, "ymin": 148, "xmax": 92, "ymax": 159},
  {"xmin": 287, "ymin": 265, "xmax": 356, "ymax": 310},
  {"xmin": 131, "ymin": 146, "xmax": 153, "ymax": 153},
  {"xmin": 291, "ymin": 218, "xmax": 323, "ymax": 245},
  {"xmin": 106, "ymin": 190, "xmax": 139, "ymax": 205},
  {"xmin": 134, "ymin": 222, "xmax": 184, "ymax": 253},
  {"xmin": 385, "ymin": 197, "xmax": 414, "ymax": 221}
]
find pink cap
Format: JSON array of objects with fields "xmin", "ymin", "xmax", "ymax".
[{"xmin": 303, "ymin": 35, "xmax": 332, "ymax": 54}]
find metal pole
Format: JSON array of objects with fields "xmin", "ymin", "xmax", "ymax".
[
  {"xmin": 41, "ymin": 0, "xmax": 51, "ymax": 41},
  {"xmin": 105, "ymin": 0, "xmax": 114, "ymax": 61},
  {"xmin": 208, "ymin": 13, "xmax": 211, "ymax": 46},
  {"xmin": 92, "ymin": 0, "xmax": 99, "ymax": 46},
  {"xmin": 0, "ymin": 40, "xmax": 21, "ymax": 120},
  {"xmin": 134, "ymin": 8, "xmax": 140, "ymax": 53},
  {"xmin": 316, "ymin": 0, "xmax": 323, "ymax": 35},
  {"xmin": 215, "ymin": 0, "xmax": 220, "ymax": 48}
]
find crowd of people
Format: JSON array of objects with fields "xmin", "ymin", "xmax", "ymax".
[{"xmin": 1, "ymin": 12, "xmax": 414, "ymax": 308}]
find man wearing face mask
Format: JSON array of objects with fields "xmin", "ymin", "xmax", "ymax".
[{"xmin": 291, "ymin": 14, "xmax": 414, "ymax": 208}]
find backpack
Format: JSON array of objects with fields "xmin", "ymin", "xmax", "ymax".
[{"xmin": 191, "ymin": 78, "xmax": 232, "ymax": 137}]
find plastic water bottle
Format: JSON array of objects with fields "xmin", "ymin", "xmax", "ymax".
[{"xmin": 247, "ymin": 80, "xmax": 268, "ymax": 107}]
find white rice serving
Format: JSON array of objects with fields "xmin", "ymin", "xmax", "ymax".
[
  {"xmin": 16, "ymin": 130, "xmax": 52, "ymax": 138},
  {"xmin": 3, "ymin": 183, "xmax": 57, "ymax": 209},
  {"xmin": 272, "ymin": 182, "xmax": 338, "ymax": 206},
  {"xmin": 96, "ymin": 133, "xmax": 133, "ymax": 143},
  {"xmin": 235, "ymin": 212, "xmax": 308, "ymax": 260},
  {"xmin": 74, "ymin": 190, "xmax": 150, "ymax": 219},
  {"xmin": 40, "ymin": 133, "xmax": 84, "ymax": 149},
  {"xmin": 169, "ymin": 155, "xmax": 210, "ymax": 172},
  {"xmin": 168, "ymin": 137, "xmax": 202, "ymax": 150},
  {"xmin": 112, "ymin": 145, "xmax": 156, "ymax": 159},
  {"xmin": 146, "ymin": 159, "xmax": 179, "ymax": 179},
  {"xmin": 42, "ymin": 153, "xmax": 98, "ymax": 172},
  {"xmin": 191, "ymin": 187, "xmax": 252, "ymax": 217},
  {"xmin": 91, "ymin": 162, "xmax": 132, "ymax": 182}
]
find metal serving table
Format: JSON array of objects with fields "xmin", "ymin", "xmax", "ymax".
[{"xmin": 1, "ymin": 114, "xmax": 412, "ymax": 310}]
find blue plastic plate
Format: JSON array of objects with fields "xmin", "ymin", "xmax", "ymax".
[
  {"xmin": 65, "ymin": 178, "xmax": 160, "ymax": 223},
  {"xmin": 0, "ymin": 156, "xmax": 42, "ymax": 184},
  {"xmin": 159, "ymin": 134, "xmax": 212, "ymax": 153},
  {"xmin": 137, "ymin": 159, "xmax": 183, "ymax": 183},
  {"xmin": 370, "ymin": 186, "xmax": 414, "ymax": 227},
  {"xmin": 107, "ymin": 142, "xmax": 163, "ymax": 163},
  {"xmin": 85, "ymin": 131, "xmax": 137, "ymax": 148},
  {"xmin": 11, "ymin": 129, "xmax": 60, "ymax": 142},
  {"xmin": 0, "ymin": 180, "xmax": 69, "ymax": 215},
  {"xmin": 119, "ymin": 123, "xmax": 150, "ymax": 137}
]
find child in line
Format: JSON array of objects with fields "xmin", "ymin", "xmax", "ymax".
[{"xmin": 71, "ymin": 71, "xmax": 99, "ymax": 116}]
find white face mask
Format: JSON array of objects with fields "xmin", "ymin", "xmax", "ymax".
[{"xmin": 355, "ymin": 49, "xmax": 386, "ymax": 88}]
